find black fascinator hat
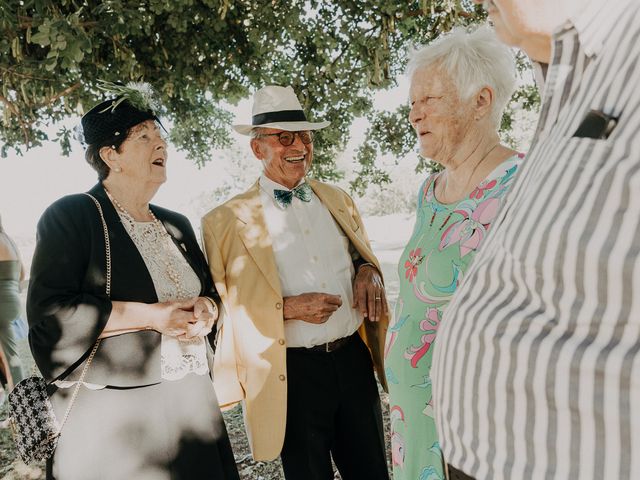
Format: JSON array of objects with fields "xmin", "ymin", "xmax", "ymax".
[{"xmin": 80, "ymin": 81, "xmax": 162, "ymax": 145}]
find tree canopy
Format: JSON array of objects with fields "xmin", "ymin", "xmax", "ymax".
[{"xmin": 1, "ymin": 0, "xmax": 538, "ymax": 191}]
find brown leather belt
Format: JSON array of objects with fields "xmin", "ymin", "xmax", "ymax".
[{"xmin": 287, "ymin": 333, "xmax": 357, "ymax": 353}]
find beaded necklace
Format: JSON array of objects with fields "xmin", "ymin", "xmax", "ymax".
[
  {"xmin": 404, "ymin": 178, "xmax": 454, "ymax": 271},
  {"xmin": 408, "ymin": 143, "xmax": 500, "ymax": 268},
  {"xmin": 436, "ymin": 142, "xmax": 499, "ymax": 206},
  {"xmin": 105, "ymin": 188, "xmax": 188, "ymax": 299}
]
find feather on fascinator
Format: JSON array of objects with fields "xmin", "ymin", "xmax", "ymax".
[
  {"xmin": 79, "ymin": 81, "xmax": 162, "ymax": 146},
  {"xmin": 96, "ymin": 80, "xmax": 162, "ymax": 114}
]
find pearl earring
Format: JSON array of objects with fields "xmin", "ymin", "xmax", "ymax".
[{"xmin": 114, "ymin": 167, "xmax": 122, "ymax": 173}]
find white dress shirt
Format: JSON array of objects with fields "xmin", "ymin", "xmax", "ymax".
[{"xmin": 259, "ymin": 175, "xmax": 363, "ymax": 348}]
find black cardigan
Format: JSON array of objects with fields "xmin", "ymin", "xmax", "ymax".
[{"xmin": 27, "ymin": 183, "xmax": 219, "ymax": 387}]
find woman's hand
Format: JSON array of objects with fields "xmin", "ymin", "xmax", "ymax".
[
  {"xmin": 102, "ymin": 297, "xmax": 219, "ymax": 339},
  {"xmin": 178, "ymin": 297, "xmax": 219, "ymax": 341},
  {"xmin": 149, "ymin": 298, "xmax": 199, "ymax": 337}
]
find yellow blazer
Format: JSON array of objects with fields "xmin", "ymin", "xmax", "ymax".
[{"xmin": 201, "ymin": 179, "xmax": 388, "ymax": 461}]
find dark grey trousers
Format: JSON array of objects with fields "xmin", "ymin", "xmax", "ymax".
[{"xmin": 281, "ymin": 334, "xmax": 390, "ymax": 480}]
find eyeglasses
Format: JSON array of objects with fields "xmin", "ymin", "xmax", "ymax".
[{"xmin": 255, "ymin": 130, "xmax": 314, "ymax": 146}]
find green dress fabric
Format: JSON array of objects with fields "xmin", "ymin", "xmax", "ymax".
[
  {"xmin": 0, "ymin": 260, "xmax": 24, "ymax": 384},
  {"xmin": 385, "ymin": 154, "xmax": 522, "ymax": 480}
]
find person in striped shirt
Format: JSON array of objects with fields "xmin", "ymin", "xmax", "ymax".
[{"xmin": 433, "ymin": 1, "xmax": 640, "ymax": 479}]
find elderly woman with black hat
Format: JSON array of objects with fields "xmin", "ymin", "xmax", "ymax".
[{"xmin": 27, "ymin": 83, "xmax": 240, "ymax": 480}]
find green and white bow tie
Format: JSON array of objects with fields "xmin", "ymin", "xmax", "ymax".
[{"xmin": 273, "ymin": 183, "xmax": 312, "ymax": 208}]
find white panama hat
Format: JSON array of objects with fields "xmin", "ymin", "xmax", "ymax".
[{"xmin": 233, "ymin": 85, "xmax": 330, "ymax": 135}]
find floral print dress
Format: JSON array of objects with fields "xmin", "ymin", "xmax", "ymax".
[{"xmin": 385, "ymin": 154, "xmax": 522, "ymax": 480}]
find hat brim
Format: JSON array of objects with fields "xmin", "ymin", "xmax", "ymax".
[{"xmin": 233, "ymin": 120, "xmax": 330, "ymax": 136}]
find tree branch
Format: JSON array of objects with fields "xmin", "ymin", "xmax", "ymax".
[
  {"xmin": 0, "ymin": 94, "xmax": 19, "ymax": 116},
  {"xmin": 41, "ymin": 82, "xmax": 81, "ymax": 107},
  {"xmin": 0, "ymin": 65, "xmax": 53, "ymax": 81},
  {"xmin": 16, "ymin": 15, "xmax": 98, "ymax": 29},
  {"xmin": 405, "ymin": 9, "xmax": 471, "ymax": 18},
  {"xmin": 0, "ymin": 94, "xmax": 30, "ymax": 145}
]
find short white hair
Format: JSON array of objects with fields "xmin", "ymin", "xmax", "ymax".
[
  {"xmin": 250, "ymin": 127, "xmax": 263, "ymax": 138},
  {"xmin": 407, "ymin": 25, "xmax": 516, "ymax": 126}
]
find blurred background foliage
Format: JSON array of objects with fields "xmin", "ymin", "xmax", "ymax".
[{"xmin": 0, "ymin": 0, "xmax": 539, "ymax": 192}]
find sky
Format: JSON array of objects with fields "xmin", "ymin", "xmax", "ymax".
[{"xmin": 0, "ymin": 133, "xmax": 229, "ymax": 237}]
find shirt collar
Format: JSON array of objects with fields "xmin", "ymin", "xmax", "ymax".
[
  {"xmin": 259, "ymin": 174, "xmax": 306, "ymax": 194},
  {"xmin": 259, "ymin": 174, "xmax": 309, "ymax": 209},
  {"xmin": 561, "ymin": 0, "xmax": 631, "ymax": 57}
]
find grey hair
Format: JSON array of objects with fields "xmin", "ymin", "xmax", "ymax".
[
  {"xmin": 250, "ymin": 127, "xmax": 268, "ymax": 138},
  {"xmin": 407, "ymin": 24, "xmax": 516, "ymax": 126}
]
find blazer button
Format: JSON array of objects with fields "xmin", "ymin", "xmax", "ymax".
[
  {"xmin": 278, "ymin": 339, "xmax": 285, "ymax": 345},
  {"xmin": 279, "ymin": 374, "xmax": 286, "ymax": 381},
  {"xmin": 276, "ymin": 302, "xmax": 282, "ymax": 309}
]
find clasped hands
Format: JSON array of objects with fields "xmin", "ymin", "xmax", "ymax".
[
  {"xmin": 151, "ymin": 297, "xmax": 218, "ymax": 341},
  {"xmin": 283, "ymin": 265, "xmax": 388, "ymax": 324}
]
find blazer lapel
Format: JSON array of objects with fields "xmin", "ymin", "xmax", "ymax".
[
  {"xmin": 309, "ymin": 180, "xmax": 382, "ymax": 272},
  {"xmin": 310, "ymin": 180, "xmax": 347, "ymax": 228},
  {"xmin": 234, "ymin": 182, "xmax": 282, "ymax": 297},
  {"xmin": 310, "ymin": 180, "xmax": 362, "ymax": 244}
]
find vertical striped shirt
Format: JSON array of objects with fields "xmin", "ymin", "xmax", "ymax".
[{"xmin": 433, "ymin": 1, "xmax": 640, "ymax": 479}]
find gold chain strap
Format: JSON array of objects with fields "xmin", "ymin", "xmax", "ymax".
[
  {"xmin": 84, "ymin": 193, "xmax": 111, "ymax": 297},
  {"xmin": 56, "ymin": 193, "xmax": 112, "ymax": 432},
  {"xmin": 57, "ymin": 339, "xmax": 100, "ymax": 432}
]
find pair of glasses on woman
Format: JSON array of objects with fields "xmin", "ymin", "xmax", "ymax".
[{"xmin": 256, "ymin": 130, "xmax": 314, "ymax": 146}]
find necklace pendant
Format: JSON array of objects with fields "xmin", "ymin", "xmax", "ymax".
[{"xmin": 439, "ymin": 213, "xmax": 452, "ymax": 231}]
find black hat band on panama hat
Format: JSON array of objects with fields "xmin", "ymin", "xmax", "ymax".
[
  {"xmin": 81, "ymin": 97, "xmax": 158, "ymax": 145},
  {"xmin": 252, "ymin": 109, "xmax": 307, "ymax": 126},
  {"xmin": 233, "ymin": 85, "xmax": 330, "ymax": 135}
]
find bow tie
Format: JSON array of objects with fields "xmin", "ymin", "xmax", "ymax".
[{"xmin": 273, "ymin": 183, "xmax": 312, "ymax": 208}]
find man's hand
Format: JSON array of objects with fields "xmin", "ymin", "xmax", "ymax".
[
  {"xmin": 283, "ymin": 293, "xmax": 343, "ymax": 324},
  {"xmin": 353, "ymin": 264, "xmax": 387, "ymax": 322}
]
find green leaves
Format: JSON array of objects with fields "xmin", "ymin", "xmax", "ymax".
[
  {"xmin": 30, "ymin": 22, "xmax": 52, "ymax": 47},
  {"xmin": 352, "ymin": 105, "xmax": 415, "ymax": 195},
  {"xmin": 29, "ymin": 15, "xmax": 92, "ymax": 72},
  {"xmin": 167, "ymin": 97, "xmax": 234, "ymax": 168},
  {"xmin": 0, "ymin": 0, "xmax": 539, "ymax": 190}
]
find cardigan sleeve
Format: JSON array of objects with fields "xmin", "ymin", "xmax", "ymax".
[{"xmin": 27, "ymin": 196, "xmax": 113, "ymax": 383}]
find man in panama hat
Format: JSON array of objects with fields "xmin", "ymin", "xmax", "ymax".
[{"xmin": 202, "ymin": 85, "xmax": 390, "ymax": 479}]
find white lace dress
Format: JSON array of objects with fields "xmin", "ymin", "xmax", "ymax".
[{"xmin": 119, "ymin": 214, "xmax": 209, "ymax": 381}]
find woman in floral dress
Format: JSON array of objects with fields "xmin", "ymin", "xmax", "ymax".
[{"xmin": 385, "ymin": 26, "xmax": 522, "ymax": 480}]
